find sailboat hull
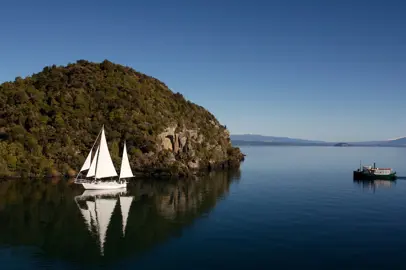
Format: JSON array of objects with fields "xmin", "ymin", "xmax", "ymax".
[{"xmin": 82, "ymin": 181, "xmax": 127, "ymax": 190}]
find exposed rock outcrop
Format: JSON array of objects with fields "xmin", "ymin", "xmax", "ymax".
[{"xmin": 151, "ymin": 122, "xmax": 243, "ymax": 176}]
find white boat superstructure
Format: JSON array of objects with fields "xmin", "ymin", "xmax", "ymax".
[
  {"xmin": 75, "ymin": 126, "xmax": 135, "ymax": 190},
  {"xmin": 74, "ymin": 188, "xmax": 134, "ymax": 256},
  {"xmin": 362, "ymin": 165, "xmax": 393, "ymax": 176}
]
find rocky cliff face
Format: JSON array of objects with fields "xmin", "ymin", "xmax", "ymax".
[
  {"xmin": 156, "ymin": 123, "xmax": 241, "ymax": 173},
  {"xmin": 0, "ymin": 60, "xmax": 244, "ymax": 178},
  {"xmin": 128, "ymin": 120, "xmax": 244, "ymax": 178}
]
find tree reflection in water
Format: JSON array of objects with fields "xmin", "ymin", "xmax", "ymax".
[{"xmin": 0, "ymin": 169, "xmax": 241, "ymax": 265}]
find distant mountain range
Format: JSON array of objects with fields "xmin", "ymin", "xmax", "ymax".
[{"xmin": 230, "ymin": 134, "xmax": 406, "ymax": 147}]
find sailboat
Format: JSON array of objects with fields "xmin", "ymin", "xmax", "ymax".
[
  {"xmin": 74, "ymin": 188, "xmax": 134, "ymax": 256},
  {"xmin": 75, "ymin": 125, "xmax": 135, "ymax": 190}
]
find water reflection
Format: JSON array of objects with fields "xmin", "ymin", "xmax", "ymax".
[
  {"xmin": 0, "ymin": 169, "xmax": 241, "ymax": 266},
  {"xmin": 353, "ymin": 179, "xmax": 396, "ymax": 192},
  {"xmin": 74, "ymin": 188, "xmax": 133, "ymax": 256}
]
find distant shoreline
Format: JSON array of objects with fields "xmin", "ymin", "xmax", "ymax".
[
  {"xmin": 232, "ymin": 140, "xmax": 406, "ymax": 148},
  {"xmin": 230, "ymin": 135, "xmax": 406, "ymax": 147}
]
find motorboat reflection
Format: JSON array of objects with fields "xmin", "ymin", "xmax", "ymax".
[{"xmin": 353, "ymin": 178, "xmax": 396, "ymax": 192}]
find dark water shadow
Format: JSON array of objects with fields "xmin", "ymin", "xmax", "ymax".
[{"xmin": 0, "ymin": 169, "xmax": 241, "ymax": 267}]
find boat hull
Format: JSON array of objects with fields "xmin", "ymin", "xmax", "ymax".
[
  {"xmin": 81, "ymin": 181, "xmax": 127, "ymax": 190},
  {"xmin": 353, "ymin": 170, "xmax": 397, "ymax": 181}
]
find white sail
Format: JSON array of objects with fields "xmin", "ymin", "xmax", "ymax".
[
  {"xmin": 119, "ymin": 196, "xmax": 134, "ymax": 236},
  {"xmin": 95, "ymin": 128, "xmax": 118, "ymax": 179},
  {"xmin": 95, "ymin": 198, "xmax": 117, "ymax": 256},
  {"xmin": 75, "ymin": 128, "xmax": 102, "ymax": 180},
  {"xmin": 119, "ymin": 142, "xmax": 134, "ymax": 179},
  {"xmin": 86, "ymin": 145, "xmax": 100, "ymax": 178},
  {"xmin": 80, "ymin": 149, "xmax": 92, "ymax": 172}
]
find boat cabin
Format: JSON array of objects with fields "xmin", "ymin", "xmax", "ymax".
[{"xmin": 362, "ymin": 165, "xmax": 393, "ymax": 175}]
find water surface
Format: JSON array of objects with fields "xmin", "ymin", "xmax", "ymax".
[{"xmin": 1, "ymin": 146, "xmax": 406, "ymax": 269}]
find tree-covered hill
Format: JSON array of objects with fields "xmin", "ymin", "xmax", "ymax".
[{"xmin": 0, "ymin": 60, "xmax": 244, "ymax": 178}]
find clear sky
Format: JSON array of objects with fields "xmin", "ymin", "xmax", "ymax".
[{"xmin": 1, "ymin": 0, "xmax": 405, "ymax": 142}]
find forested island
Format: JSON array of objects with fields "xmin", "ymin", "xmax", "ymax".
[{"xmin": 0, "ymin": 60, "xmax": 244, "ymax": 178}]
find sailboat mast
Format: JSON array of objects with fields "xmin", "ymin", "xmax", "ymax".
[
  {"xmin": 94, "ymin": 125, "xmax": 104, "ymax": 181},
  {"xmin": 90, "ymin": 127, "xmax": 103, "ymax": 155}
]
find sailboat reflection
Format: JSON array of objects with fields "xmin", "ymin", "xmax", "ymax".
[{"xmin": 74, "ymin": 188, "xmax": 134, "ymax": 256}]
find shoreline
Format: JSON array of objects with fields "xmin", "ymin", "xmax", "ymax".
[{"xmin": 0, "ymin": 157, "xmax": 245, "ymax": 180}]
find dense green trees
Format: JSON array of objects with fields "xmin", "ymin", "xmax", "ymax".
[{"xmin": 0, "ymin": 60, "xmax": 243, "ymax": 177}]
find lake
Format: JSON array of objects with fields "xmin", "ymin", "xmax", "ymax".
[{"xmin": 1, "ymin": 146, "xmax": 406, "ymax": 269}]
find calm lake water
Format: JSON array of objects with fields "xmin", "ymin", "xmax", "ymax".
[{"xmin": 1, "ymin": 146, "xmax": 406, "ymax": 269}]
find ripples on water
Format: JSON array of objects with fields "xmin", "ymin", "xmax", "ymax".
[{"xmin": 1, "ymin": 146, "xmax": 406, "ymax": 269}]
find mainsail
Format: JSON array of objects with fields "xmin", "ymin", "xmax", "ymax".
[
  {"xmin": 119, "ymin": 142, "xmax": 134, "ymax": 179},
  {"xmin": 95, "ymin": 128, "xmax": 118, "ymax": 179}
]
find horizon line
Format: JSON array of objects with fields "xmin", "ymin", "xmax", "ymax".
[{"xmin": 230, "ymin": 133, "xmax": 406, "ymax": 143}]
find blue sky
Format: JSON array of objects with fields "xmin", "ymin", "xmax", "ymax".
[{"xmin": 1, "ymin": 0, "xmax": 405, "ymax": 142}]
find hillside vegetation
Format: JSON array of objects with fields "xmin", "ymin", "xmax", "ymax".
[{"xmin": 0, "ymin": 60, "xmax": 244, "ymax": 178}]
